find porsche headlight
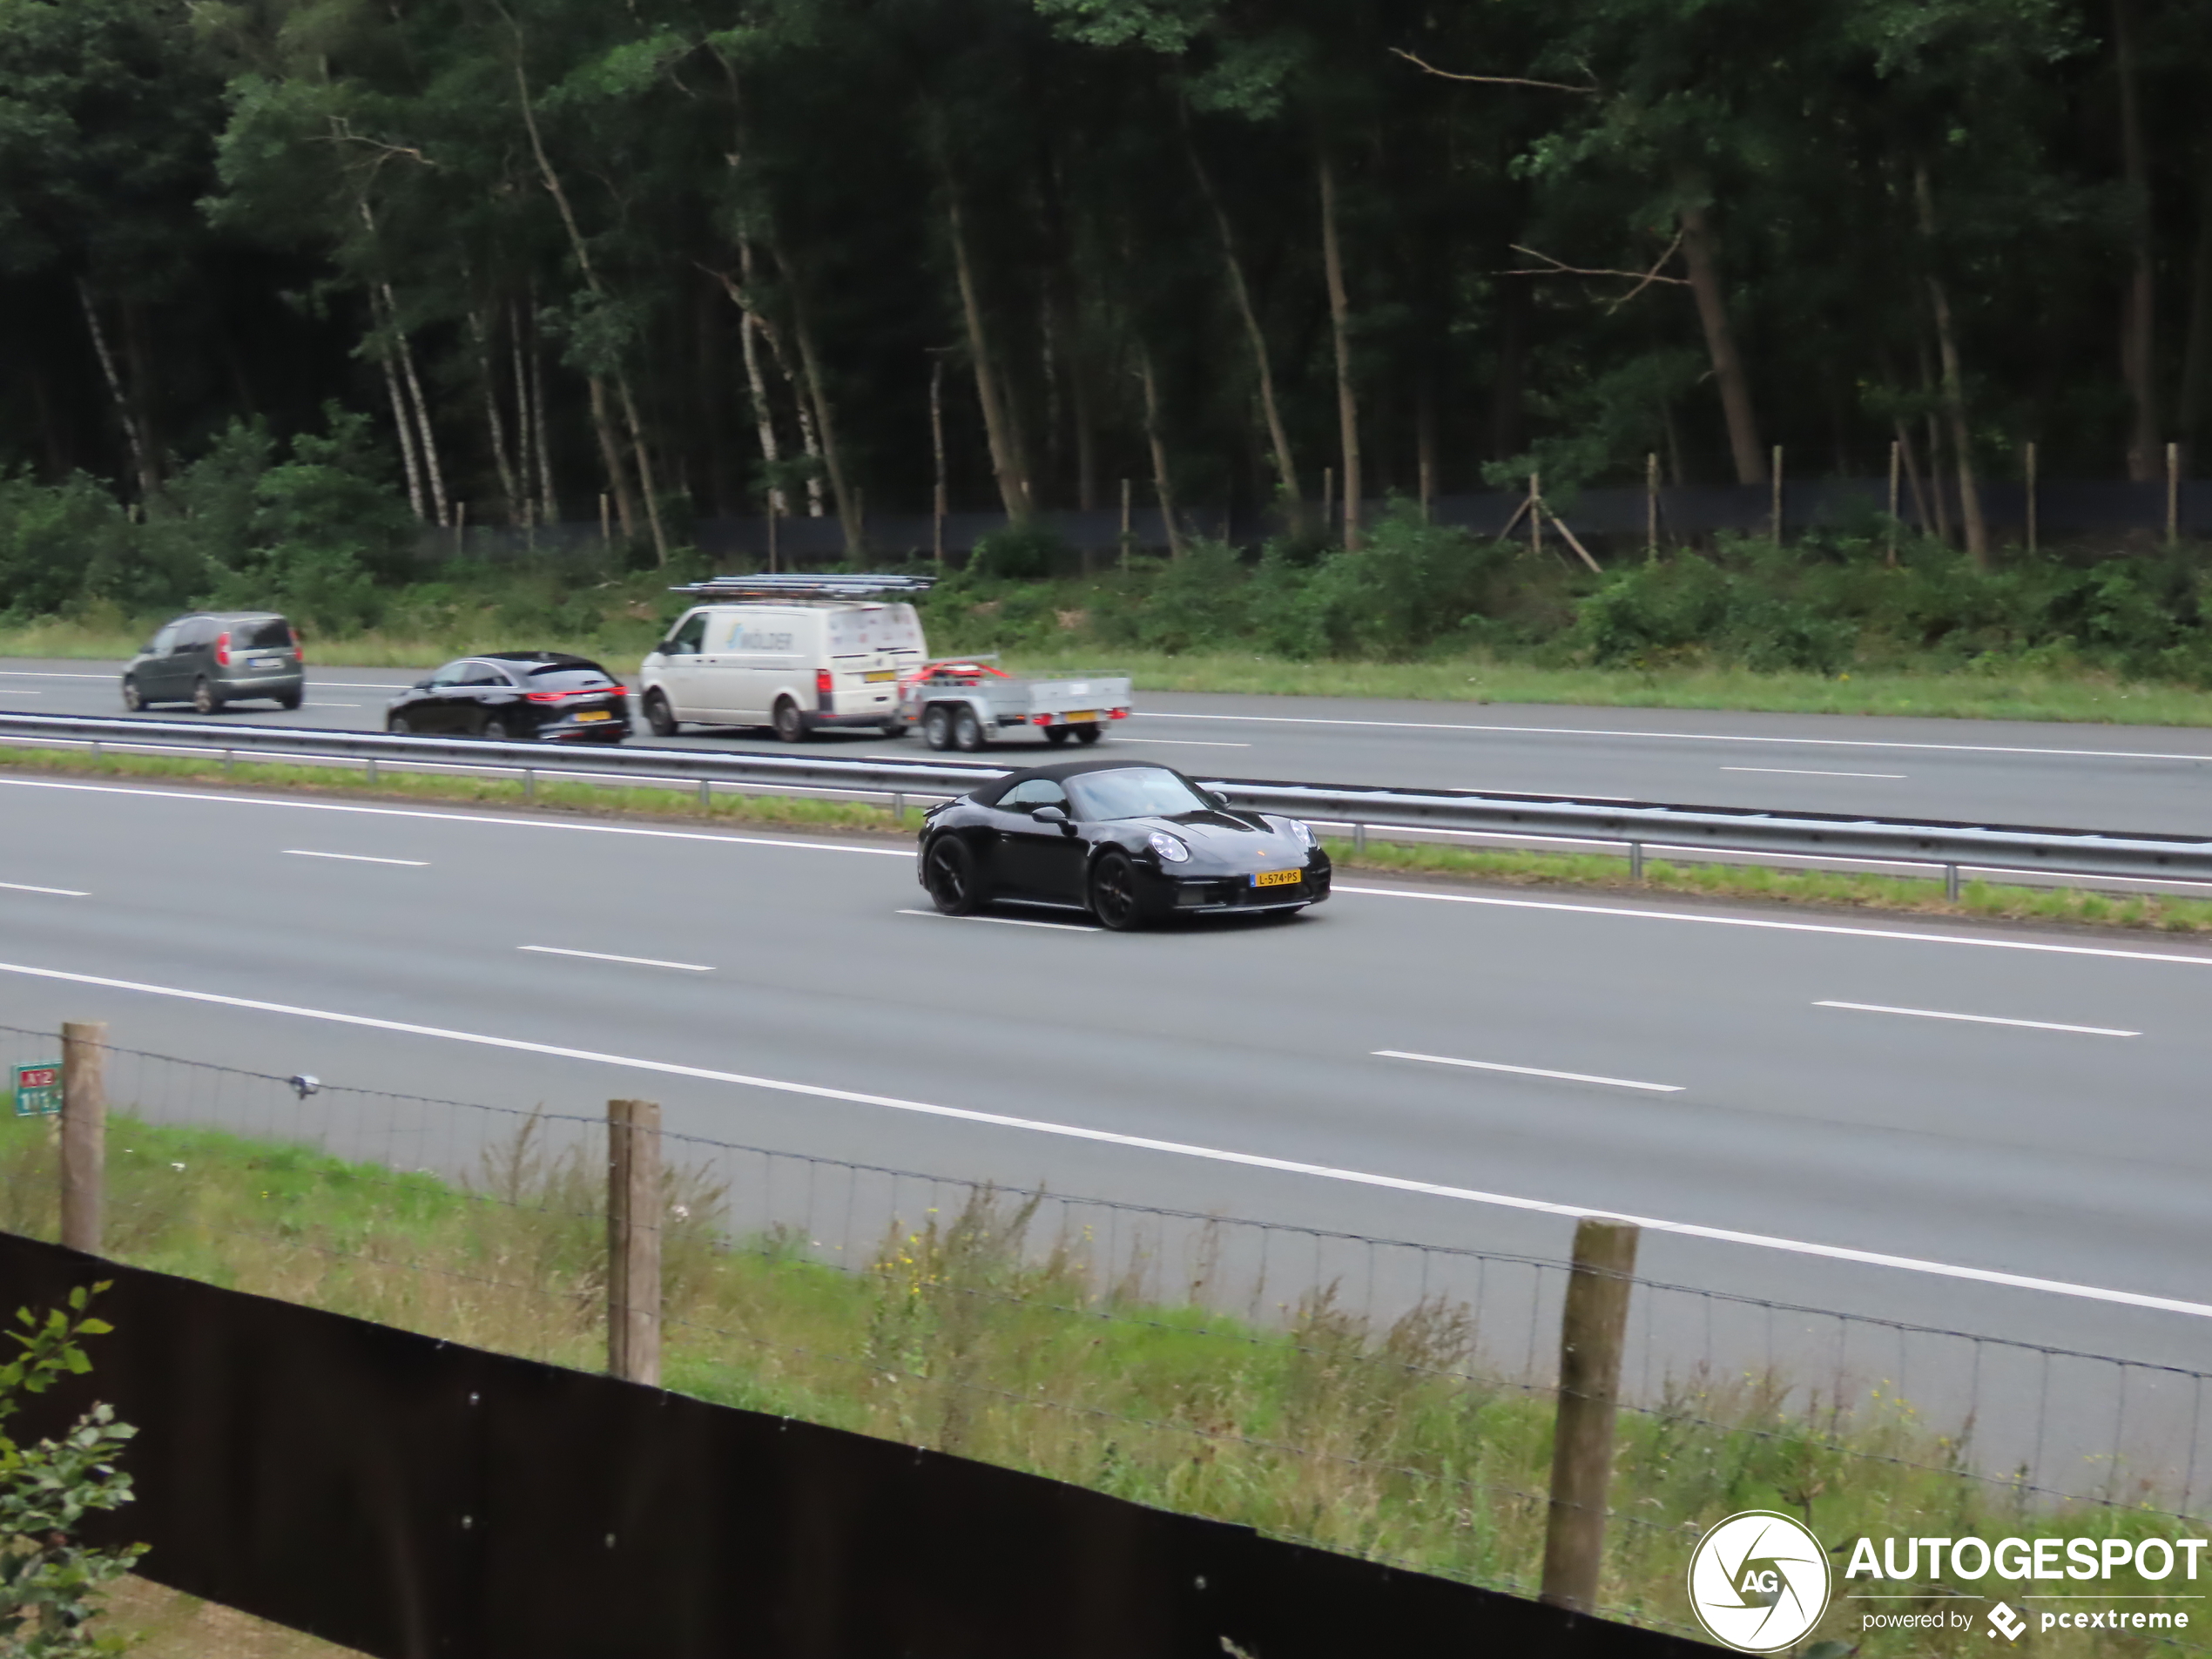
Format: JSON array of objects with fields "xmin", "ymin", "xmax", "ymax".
[
  {"xmin": 1148, "ymin": 830, "xmax": 1190, "ymax": 862},
  {"xmin": 1288, "ymin": 819, "xmax": 1318, "ymax": 849}
]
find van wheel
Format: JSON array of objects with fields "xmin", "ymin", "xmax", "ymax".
[
  {"xmin": 953, "ymin": 707, "xmax": 985, "ymax": 752},
  {"xmin": 192, "ymin": 678, "xmax": 222, "ymax": 715},
  {"xmin": 922, "ymin": 705, "xmax": 954, "ymax": 751},
  {"xmin": 1042, "ymin": 726, "xmax": 1071, "ymax": 746},
  {"xmin": 1073, "ymin": 725, "xmax": 1103, "ymax": 745},
  {"xmin": 924, "ymin": 835, "xmax": 985, "ymax": 915},
  {"xmin": 644, "ymin": 691, "xmax": 679, "ymax": 738},
  {"xmin": 120, "ymin": 678, "xmax": 144, "ymax": 713},
  {"xmin": 773, "ymin": 698, "xmax": 808, "ymax": 742}
]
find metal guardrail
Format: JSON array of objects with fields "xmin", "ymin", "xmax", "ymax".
[{"xmin": 5, "ymin": 711, "xmax": 2212, "ymax": 893}]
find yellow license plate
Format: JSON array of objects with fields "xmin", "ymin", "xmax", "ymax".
[
  {"xmin": 864, "ymin": 670, "xmax": 898, "ymax": 683},
  {"xmin": 1251, "ymin": 869, "xmax": 1301, "ymax": 888},
  {"xmin": 576, "ymin": 710, "xmax": 612, "ymax": 722},
  {"xmin": 1062, "ymin": 709, "xmax": 1098, "ymax": 723}
]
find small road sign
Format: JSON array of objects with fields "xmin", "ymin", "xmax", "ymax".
[{"xmin": 13, "ymin": 1062, "xmax": 61, "ymax": 1116}]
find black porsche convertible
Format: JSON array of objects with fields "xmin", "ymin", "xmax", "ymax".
[{"xmin": 917, "ymin": 759, "xmax": 1330, "ymax": 930}]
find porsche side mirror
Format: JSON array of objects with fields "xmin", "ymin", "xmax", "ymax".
[
  {"xmin": 412, "ymin": 678, "xmax": 432, "ymax": 691},
  {"xmin": 1206, "ymin": 791, "xmax": 1230, "ymax": 810},
  {"xmin": 1032, "ymin": 805, "xmax": 1069, "ymax": 826}
]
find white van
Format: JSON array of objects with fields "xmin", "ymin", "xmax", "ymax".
[{"xmin": 637, "ymin": 597, "xmax": 927, "ymax": 741}]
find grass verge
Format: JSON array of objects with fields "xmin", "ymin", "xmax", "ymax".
[
  {"xmin": 9, "ymin": 742, "xmax": 2212, "ymax": 939},
  {"xmin": 0, "ymin": 1112, "xmax": 2188, "ymax": 1656}
]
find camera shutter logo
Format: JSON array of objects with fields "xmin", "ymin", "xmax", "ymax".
[{"xmin": 1687, "ymin": 1510, "xmax": 1832, "ymax": 1652}]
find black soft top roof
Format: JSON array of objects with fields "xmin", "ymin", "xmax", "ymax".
[{"xmin": 972, "ymin": 757, "xmax": 1190, "ymax": 807}]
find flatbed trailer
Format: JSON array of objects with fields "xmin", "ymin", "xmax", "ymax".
[{"xmin": 896, "ymin": 659, "xmax": 1133, "ymax": 752}]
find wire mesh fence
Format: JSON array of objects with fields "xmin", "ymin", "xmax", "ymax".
[{"xmin": 2, "ymin": 1017, "xmax": 2206, "ymax": 1649}]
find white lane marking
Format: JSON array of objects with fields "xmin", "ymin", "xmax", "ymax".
[
  {"xmin": 1139, "ymin": 710, "xmax": 2212, "ymax": 764},
  {"xmin": 0, "ymin": 671, "xmax": 111, "ymax": 679},
  {"xmin": 305, "ymin": 702, "xmax": 361, "ymax": 709},
  {"xmin": 0, "ymin": 690, "xmax": 41, "ymax": 696},
  {"xmin": 284, "ymin": 849, "xmax": 427, "ymax": 867},
  {"xmin": 1332, "ymin": 883, "xmax": 2212, "ymax": 968},
  {"xmin": 519, "ymin": 945, "xmax": 713, "ymax": 972},
  {"xmin": 1376, "ymin": 1049, "xmax": 1682, "ymax": 1093},
  {"xmin": 1723, "ymin": 765, "xmax": 1906, "ymax": 779},
  {"xmin": 897, "ymin": 907, "xmax": 1098, "ymax": 933},
  {"xmin": 1129, "ymin": 738, "xmax": 1252, "ymax": 748},
  {"xmin": 0, "ymin": 954, "xmax": 2201, "ymax": 1320},
  {"xmin": 0, "ymin": 881, "xmax": 85, "ymax": 897},
  {"xmin": 1815, "ymin": 1000, "xmax": 2139, "ymax": 1037},
  {"xmin": 0, "ymin": 777, "xmax": 914, "ymax": 856}
]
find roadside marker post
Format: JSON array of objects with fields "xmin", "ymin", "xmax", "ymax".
[
  {"xmin": 12, "ymin": 1060, "xmax": 60, "ymax": 1118},
  {"xmin": 607, "ymin": 1096, "xmax": 663, "ymax": 1386},
  {"xmin": 60, "ymin": 1021, "xmax": 106, "ymax": 1255},
  {"xmin": 1540, "ymin": 1216, "xmax": 1640, "ymax": 1616}
]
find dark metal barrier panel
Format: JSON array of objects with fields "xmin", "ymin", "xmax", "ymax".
[{"xmin": 0, "ymin": 1233, "xmax": 1713, "ymax": 1658}]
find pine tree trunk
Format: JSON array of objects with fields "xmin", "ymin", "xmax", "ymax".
[
  {"xmin": 1676, "ymin": 196, "xmax": 1767, "ymax": 486},
  {"xmin": 526, "ymin": 304, "xmax": 556, "ymax": 527},
  {"xmin": 471, "ymin": 310, "xmax": 523, "ymax": 525},
  {"xmin": 1318, "ymin": 150, "xmax": 1362, "ymax": 548},
  {"xmin": 588, "ymin": 376, "xmax": 639, "ymax": 541},
  {"xmin": 74, "ymin": 280, "xmax": 156, "ymax": 504},
  {"xmin": 1138, "ymin": 341, "xmax": 1183, "ymax": 558},
  {"xmin": 2182, "ymin": 167, "xmax": 2212, "ymax": 460},
  {"xmin": 946, "ymin": 184, "xmax": 1031, "ymax": 522},
  {"xmin": 771, "ymin": 238, "xmax": 861, "ymax": 550},
  {"xmin": 711, "ymin": 260, "xmax": 789, "ymax": 516},
  {"xmin": 1915, "ymin": 165, "xmax": 1989, "ymax": 565},
  {"xmin": 1190, "ymin": 130, "xmax": 1301, "ymax": 527},
  {"xmin": 509, "ymin": 300, "xmax": 537, "ymax": 529},
  {"xmin": 2114, "ymin": 0, "xmax": 2160, "ymax": 481}
]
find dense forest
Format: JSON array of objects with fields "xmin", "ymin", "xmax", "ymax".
[{"xmin": 4, "ymin": 0, "xmax": 2211, "ymax": 571}]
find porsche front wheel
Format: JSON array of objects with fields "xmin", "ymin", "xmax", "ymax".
[
  {"xmin": 924, "ymin": 836, "xmax": 984, "ymax": 916},
  {"xmin": 1089, "ymin": 850, "xmax": 1143, "ymax": 931}
]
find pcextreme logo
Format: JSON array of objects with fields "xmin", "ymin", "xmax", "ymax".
[{"xmin": 1686, "ymin": 1511, "xmax": 1833, "ymax": 1652}]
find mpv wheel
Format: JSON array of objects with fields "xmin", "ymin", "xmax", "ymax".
[
  {"xmin": 922, "ymin": 705, "xmax": 953, "ymax": 751},
  {"xmin": 192, "ymin": 678, "xmax": 221, "ymax": 715},
  {"xmin": 953, "ymin": 707, "xmax": 985, "ymax": 752},
  {"xmin": 277, "ymin": 691, "xmax": 303, "ymax": 711},
  {"xmin": 773, "ymin": 699, "xmax": 807, "ymax": 742},
  {"xmin": 924, "ymin": 835, "xmax": 984, "ymax": 915},
  {"xmin": 1089, "ymin": 849, "xmax": 1143, "ymax": 931},
  {"xmin": 643, "ymin": 691, "xmax": 678, "ymax": 738},
  {"xmin": 120, "ymin": 678, "xmax": 144, "ymax": 713}
]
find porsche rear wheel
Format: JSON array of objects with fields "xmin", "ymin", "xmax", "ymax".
[
  {"xmin": 1089, "ymin": 850, "xmax": 1143, "ymax": 931},
  {"xmin": 924, "ymin": 835, "xmax": 983, "ymax": 915}
]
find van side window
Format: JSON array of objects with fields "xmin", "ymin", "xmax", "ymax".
[{"xmin": 664, "ymin": 613, "xmax": 708, "ymax": 657}]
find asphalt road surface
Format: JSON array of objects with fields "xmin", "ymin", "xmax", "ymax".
[
  {"xmin": 4, "ymin": 656, "xmax": 2211, "ymax": 833},
  {"xmin": 3, "ymin": 765, "xmax": 2209, "ymax": 1493}
]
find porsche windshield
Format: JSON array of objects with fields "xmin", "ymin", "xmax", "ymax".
[{"xmin": 1067, "ymin": 766, "xmax": 1211, "ymax": 821}]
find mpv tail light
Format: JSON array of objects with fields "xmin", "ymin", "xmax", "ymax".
[
  {"xmin": 214, "ymin": 631, "xmax": 232, "ymax": 667},
  {"xmin": 289, "ymin": 626, "xmax": 303, "ymax": 663}
]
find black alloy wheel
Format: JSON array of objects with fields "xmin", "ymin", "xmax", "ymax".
[
  {"xmin": 388, "ymin": 715, "xmax": 413, "ymax": 735},
  {"xmin": 922, "ymin": 705, "xmax": 954, "ymax": 750},
  {"xmin": 192, "ymin": 678, "xmax": 221, "ymax": 715},
  {"xmin": 774, "ymin": 698, "xmax": 807, "ymax": 743},
  {"xmin": 1089, "ymin": 849, "xmax": 1143, "ymax": 931},
  {"xmin": 120, "ymin": 678, "xmax": 143, "ymax": 713},
  {"xmin": 952, "ymin": 707, "xmax": 985, "ymax": 752},
  {"xmin": 481, "ymin": 712, "xmax": 513, "ymax": 740},
  {"xmin": 1042, "ymin": 726, "xmax": 1072, "ymax": 746},
  {"xmin": 644, "ymin": 691, "xmax": 678, "ymax": 738},
  {"xmin": 1073, "ymin": 725, "xmax": 1103, "ymax": 745},
  {"xmin": 924, "ymin": 835, "xmax": 983, "ymax": 915}
]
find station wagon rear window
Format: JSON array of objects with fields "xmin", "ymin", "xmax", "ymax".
[
  {"xmin": 233, "ymin": 618, "xmax": 293, "ymax": 649},
  {"xmin": 527, "ymin": 667, "xmax": 621, "ymax": 691}
]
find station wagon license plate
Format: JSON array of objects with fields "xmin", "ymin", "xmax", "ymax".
[
  {"xmin": 864, "ymin": 670, "xmax": 898, "ymax": 683},
  {"xmin": 576, "ymin": 710, "xmax": 612, "ymax": 722},
  {"xmin": 253, "ymin": 657, "xmax": 283, "ymax": 670},
  {"xmin": 1062, "ymin": 709, "xmax": 1098, "ymax": 723},
  {"xmin": 1251, "ymin": 869, "xmax": 1301, "ymax": 888}
]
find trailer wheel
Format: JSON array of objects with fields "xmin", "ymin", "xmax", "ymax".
[
  {"xmin": 953, "ymin": 707, "xmax": 986, "ymax": 752},
  {"xmin": 1042, "ymin": 726, "xmax": 1071, "ymax": 746},
  {"xmin": 1073, "ymin": 725, "xmax": 1103, "ymax": 745},
  {"xmin": 922, "ymin": 705, "xmax": 954, "ymax": 750}
]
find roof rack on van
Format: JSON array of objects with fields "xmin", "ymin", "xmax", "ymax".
[{"xmin": 668, "ymin": 573, "xmax": 935, "ymax": 600}]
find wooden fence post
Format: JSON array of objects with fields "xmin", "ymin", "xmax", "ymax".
[
  {"xmin": 1645, "ymin": 452, "xmax": 1659, "ymax": 561},
  {"xmin": 2026, "ymin": 441, "xmax": 2039, "ymax": 556},
  {"xmin": 1770, "ymin": 444, "xmax": 1784, "ymax": 543},
  {"xmin": 60, "ymin": 1022, "xmax": 106, "ymax": 1255},
  {"xmin": 1529, "ymin": 472, "xmax": 1542, "ymax": 559},
  {"xmin": 2168, "ymin": 441, "xmax": 2181, "ymax": 546},
  {"xmin": 1886, "ymin": 440, "xmax": 1901, "ymax": 566},
  {"xmin": 1540, "ymin": 1217, "xmax": 1641, "ymax": 1616},
  {"xmin": 607, "ymin": 1097, "xmax": 663, "ymax": 1386}
]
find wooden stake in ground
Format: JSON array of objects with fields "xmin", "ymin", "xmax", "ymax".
[
  {"xmin": 1543, "ymin": 504, "xmax": 1603, "ymax": 576},
  {"xmin": 607, "ymin": 1097, "xmax": 663, "ymax": 1386},
  {"xmin": 60, "ymin": 1022, "xmax": 106, "ymax": 1255},
  {"xmin": 1770, "ymin": 444, "xmax": 1784, "ymax": 543},
  {"xmin": 1529, "ymin": 472, "xmax": 1542, "ymax": 560},
  {"xmin": 1645, "ymin": 452, "xmax": 1659, "ymax": 560},
  {"xmin": 1886, "ymin": 440, "xmax": 1901, "ymax": 566},
  {"xmin": 2168, "ymin": 441, "xmax": 2182, "ymax": 546},
  {"xmin": 2026, "ymin": 440, "xmax": 2040, "ymax": 556},
  {"xmin": 1540, "ymin": 1217, "xmax": 1640, "ymax": 1616}
]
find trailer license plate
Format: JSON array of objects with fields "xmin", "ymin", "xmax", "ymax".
[
  {"xmin": 576, "ymin": 711, "xmax": 612, "ymax": 722},
  {"xmin": 864, "ymin": 670, "xmax": 898, "ymax": 683},
  {"xmin": 1062, "ymin": 709, "xmax": 1098, "ymax": 723},
  {"xmin": 1251, "ymin": 869, "xmax": 1301, "ymax": 888}
]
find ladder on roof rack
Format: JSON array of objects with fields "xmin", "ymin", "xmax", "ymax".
[{"xmin": 669, "ymin": 573, "xmax": 935, "ymax": 600}]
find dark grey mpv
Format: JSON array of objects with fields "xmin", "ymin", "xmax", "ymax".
[{"xmin": 123, "ymin": 612, "xmax": 304, "ymax": 713}]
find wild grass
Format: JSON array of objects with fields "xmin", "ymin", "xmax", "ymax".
[
  {"xmin": 0, "ymin": 1112, "xmax": 2190, "ymax": 1655},
  {"xmin": 6, "ymin": 742, "xmax": 2209, "ymax": 939}
]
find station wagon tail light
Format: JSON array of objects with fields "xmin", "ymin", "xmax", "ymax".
[{"xmin": 214, "ymin": 631, "xmax": 232, "ymax": 667}]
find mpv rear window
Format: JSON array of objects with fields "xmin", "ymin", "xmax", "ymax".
[
  {"xmin": 527, "ymin": 666, "xmax": 619, "ymax": 691},
  {"xmin": 233, "ymin": 619, "xmax": 293, "ymax": 650}
]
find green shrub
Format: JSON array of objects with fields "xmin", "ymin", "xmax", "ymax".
[{"xmin": 971, "ymin": 520, "xmax": 1069, "ymax": 581}]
